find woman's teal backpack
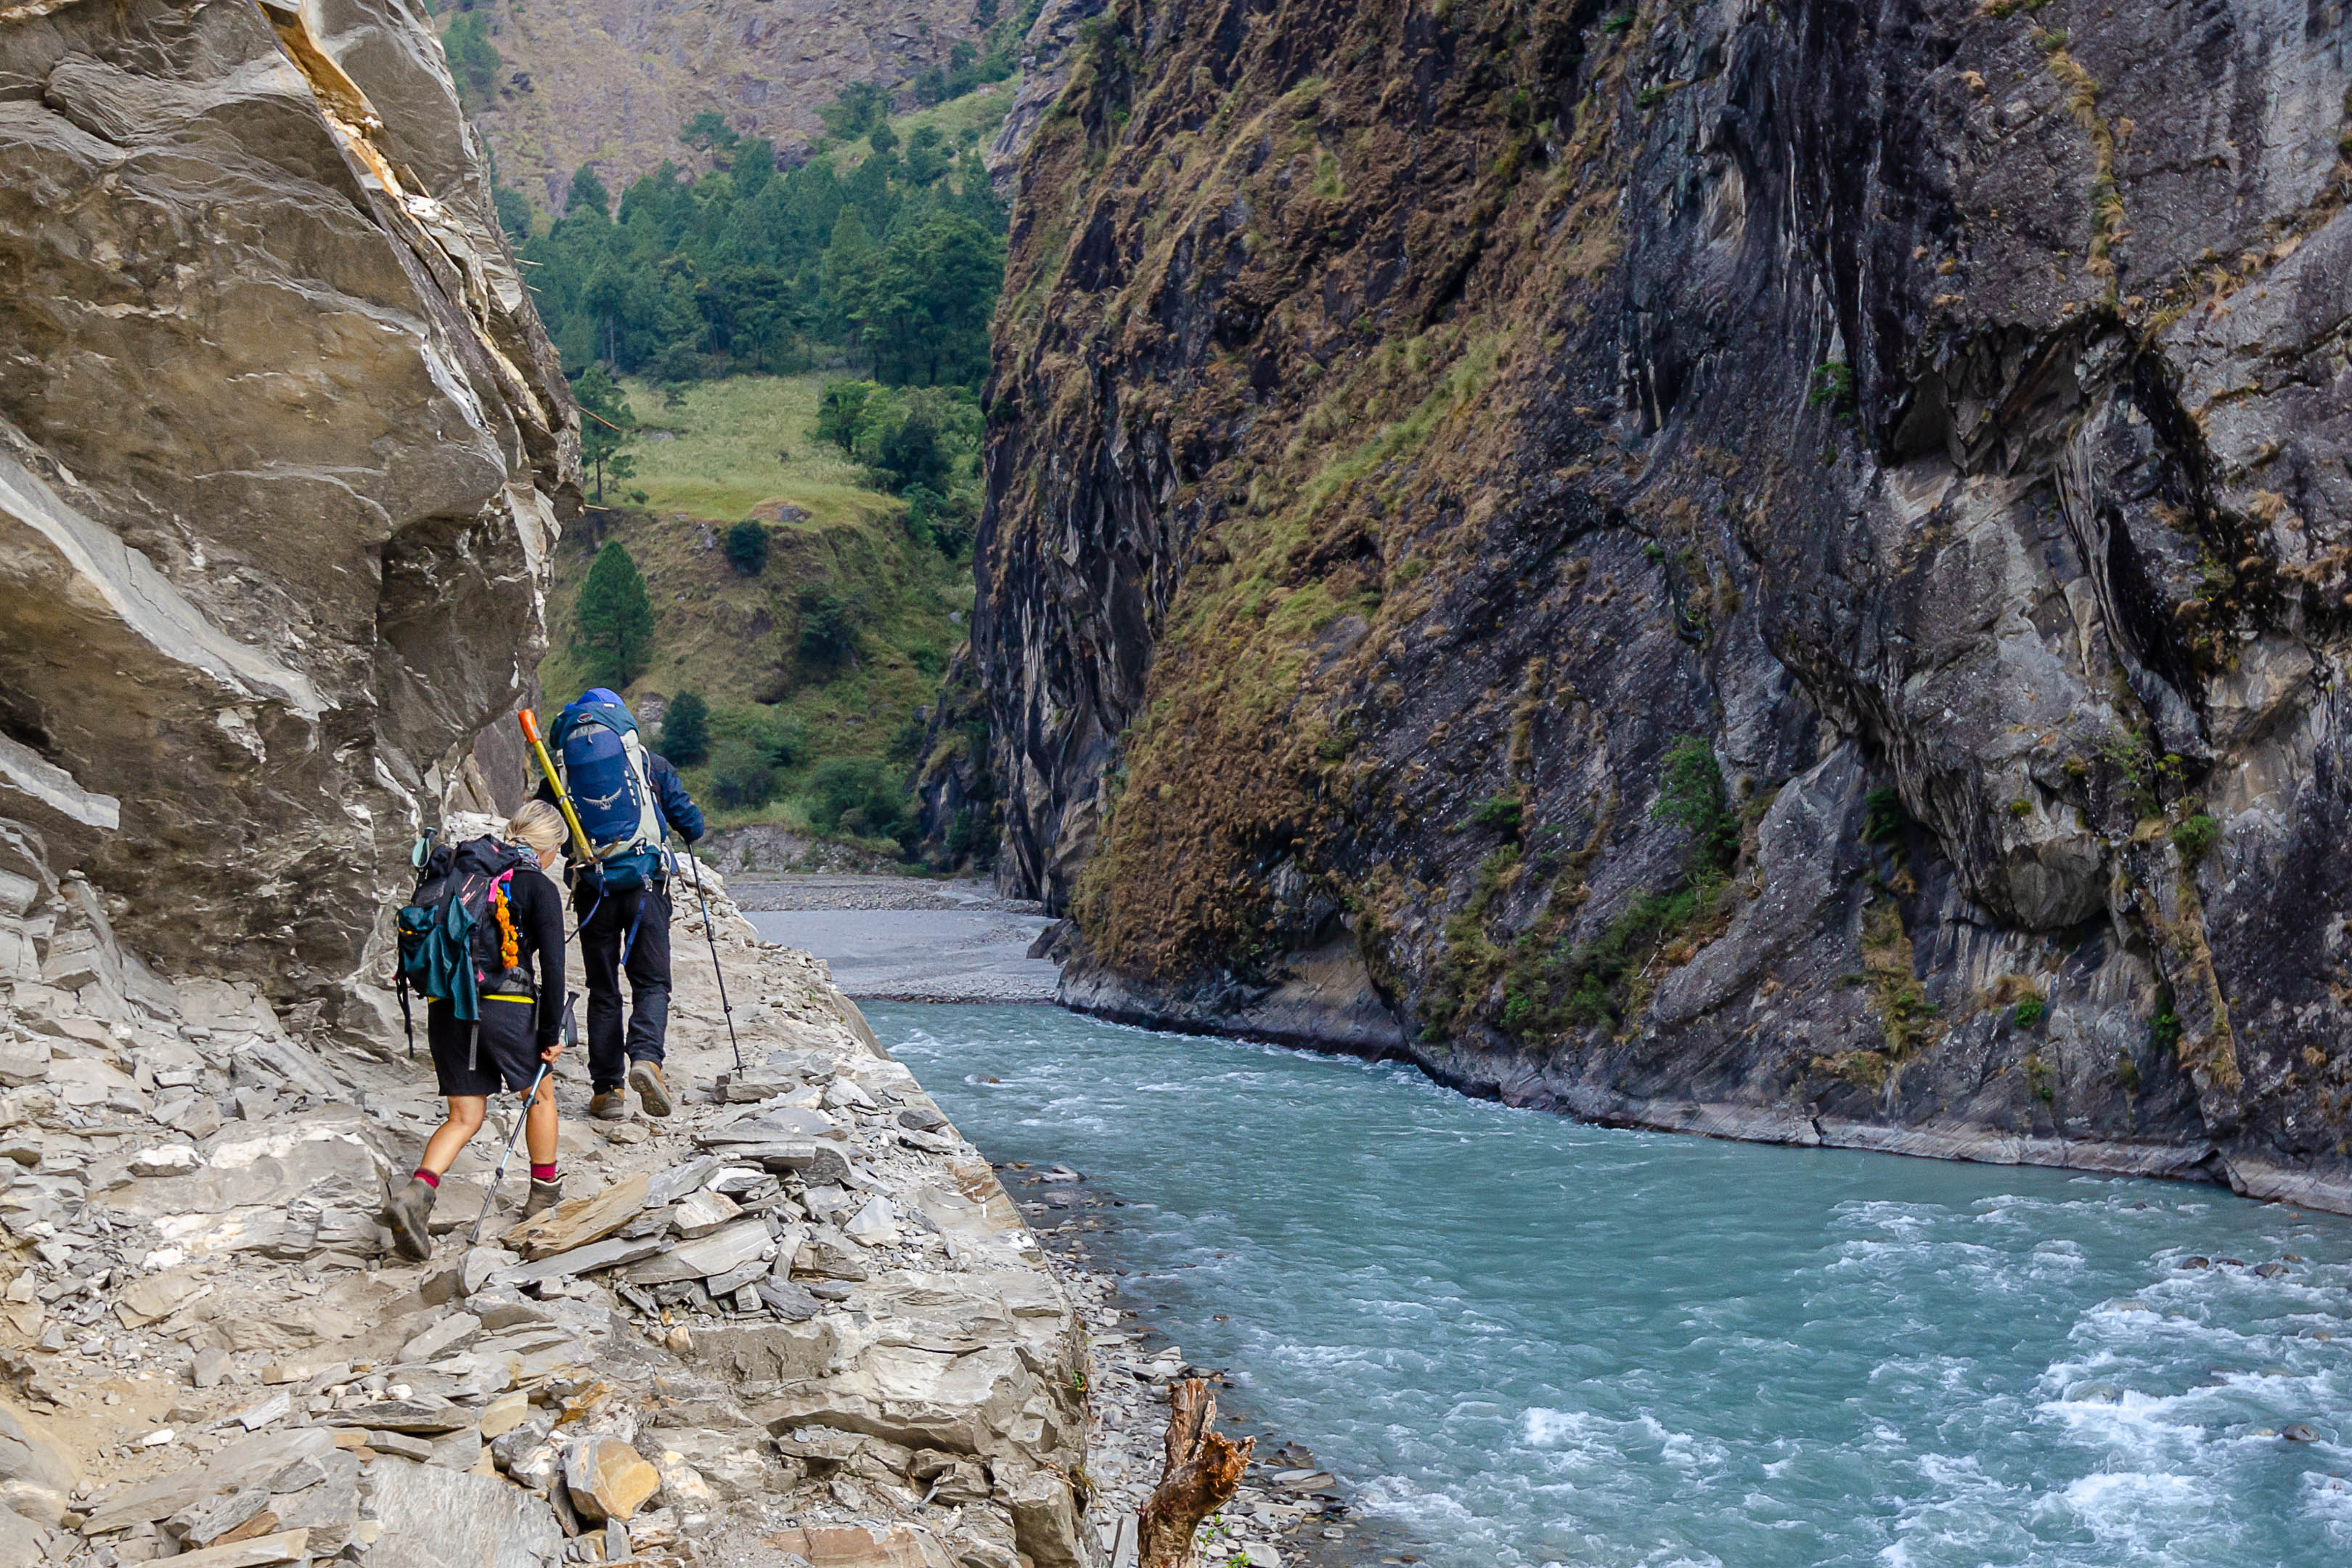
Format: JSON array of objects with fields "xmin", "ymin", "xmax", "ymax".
[{"xmin": 394, "ymin": 836, "xmax": 528, "ymax": 1053}]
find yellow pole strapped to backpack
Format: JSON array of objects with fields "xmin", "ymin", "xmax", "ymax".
[{"xmin": 518, "ymin": 709, "xmax": 595, "ymax": 863}]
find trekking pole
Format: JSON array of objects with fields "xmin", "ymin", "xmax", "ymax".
[
  {"xmin": 677, "ymin": 838, "xmax": 743, "ymax": 1071},
  {"xmin": 518, "ymin": 709, "xmax": 596, "ymax": 862},
  {"xmin": 467, "ymin": 1061, "xmax": 552, "ymax": 1248}
]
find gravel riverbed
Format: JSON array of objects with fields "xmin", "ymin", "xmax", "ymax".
[{"xmin": 739, "ymin": 878, "xmax": 1061, "ymax": 1005}]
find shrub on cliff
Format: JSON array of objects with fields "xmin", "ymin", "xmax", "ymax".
[
  {"xmin": 724, "ymin": 520, "xmax": 769, "ymax": 576},
  {"xmin": 813, "ymin": 379, "xmax": 870, "ymax": 454},
  {"xmin": 806, "ymin": 757, "xmax": 912, "ymax": 844},
  {"xmin": 699, "ymin": 704, "xmax": 808, "ymax": 811},
  {"xmin": 572, "ymin": 365, "xmax": 639, "ymax": 503},
  {"xmin": 796, "ymin": 583, "xmax": 863, "ymax": 666},
  {"xmin": 1651, "ymin": 736, "xmax": 1738, "ymax": 873},
  {"xmin": 440, "ymin": 13, "xmax": 500, "ymax": 114},
  {"xmin": 708, "ymin": 736, "xmax": 775, "ymax": 808},
  {"xmin": 572, "ymin": 541, "xmax": 655, "ymax": 688}
]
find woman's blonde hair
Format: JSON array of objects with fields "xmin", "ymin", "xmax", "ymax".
[{"xmin": 504, "ymin": 799, "xmax": 568, "ymax": 867}]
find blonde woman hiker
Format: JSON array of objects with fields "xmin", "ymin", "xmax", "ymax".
[{"xmin": 384, "ymin": 801, "xmax": 572, "ymax": 1262}]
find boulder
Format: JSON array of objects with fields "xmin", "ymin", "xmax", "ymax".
[
  {"xmin": 83, "ymin": 1428, "xmax": 333, "ymax": 1532},
  {"xmin": 157, "ymin": 1530, "xmax": 310, "ymax": 1567},
  {"xmin": 326, "ymin": 1395, "xmax": 470, "ymax": 1435},
  {"xmin": 113, "ymin": 1267, "xmax": 211, "ymax": 1328},
  {"xmin": 502, "ymin": 1172, "xmax": 648, "ymax": 1260},
  {"xmin": 129, "ymin": 1146, "xmax": 201, "ymax": 1177},
  {"xmin": 164, "ymin": 1486, "xmax": 272, "ymax": 1550},
  {"xmin": 764, "ymin": 1522, "xmax": 959, "ymax": 1567},
  {"xmin": 99, "ymin": 1109, "xmax": 401, "ymax": 1260},
  {"xmin": 993, "ymin": 1461, "xmax": 1086, "ymax": 1568},
  {"xmin": 626, "ymin": 1218, "xmax": 775, "ymax": 1286},
  {"xmin": 398, "ymin": 1312, "xmax": 481, "ymax": 1364},
  {"xmin": 671, "ymin": 1188, "xmax": 740, "ymax": 1239},
  {"xmin": 0, "ymin": 1503, "xmax": 44, "ymax": 1561},
  {"xmin": 360, "ymin": 1458, "xmax": 564, "ymax": 1568},
  {"xmin": 0, "ymin": 1400, "xmax": 76, "ymax": 1493},
  {"xmin": 642, "ymin": 1428, "xmax": 771, "ymax": 1501},
  {"xmin": 562, "ymin": 1437, "xmax": 659, "ymax": 1522},
  {"xmin": 0, "ymin": 0, "xmax": 576, "ymax": 1034},
  {"xmin": 842, "ymin": 1196, "xmax": 901, "ymax": 1247},
  {"xmin": 486, "ymin": 1234, "xmax": 665, "ymax": 1291}
]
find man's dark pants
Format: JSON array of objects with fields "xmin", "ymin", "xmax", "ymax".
[{"xmin": 577, "ymin": 882, "xmax": 671, "ymax": 1090}]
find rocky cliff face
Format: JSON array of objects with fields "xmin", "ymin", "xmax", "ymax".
[
  {"xmin": 0, "ymin": 0, "xmax": 577, "ymax": 1034},
  {"xmin": 447, "ymin": 0, "xmax": 994, "ymax": 206},
  {"xmin": 973, "ymin": 0, "xmax": 2352, "ymax": 1206}
]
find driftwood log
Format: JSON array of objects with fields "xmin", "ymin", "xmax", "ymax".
[{"xmin": 1138, "ymin": 1376, "xmax": 1254, "ymax": 1568}]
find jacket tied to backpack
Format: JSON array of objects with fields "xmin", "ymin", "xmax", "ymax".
[{"xmin": 393, "ymin": 836, "xmax": 553, "ymax": 1074}]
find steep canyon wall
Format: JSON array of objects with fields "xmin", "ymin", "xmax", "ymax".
[
  {"xmin": 973, "ymin": 0, "xmax": 2352, "ymax": 1204},
  {"xmin": 0, "ymin": 0, "xmax": 577, "ymax": 1037}
]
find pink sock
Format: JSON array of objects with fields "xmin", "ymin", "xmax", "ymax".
[
  {"xmin": 412, "ymin": 1168, "xmax": 438, "ymax": 1188},
  {"xmin": 530, "ymin": 1164, "xmax": 558, "ymax": 1183}
]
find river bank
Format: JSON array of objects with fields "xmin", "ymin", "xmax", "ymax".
[
  {"xmin": 1051, "ymin": 938, "xmax": 2352, "ymax": 1220},
  {"xmin": 750, "ymin": 878, "xmax": 1398, "ymax": 1566}
]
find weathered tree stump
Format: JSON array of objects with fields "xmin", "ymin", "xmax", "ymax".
[{"xmin": 1138, "ymin": 1376, "xmax": 1254, "ymax": 1568}]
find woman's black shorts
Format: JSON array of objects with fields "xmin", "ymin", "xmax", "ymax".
[{"xmin": 425, "ymin": 995, "xmax": 542, "ymax": 1098}]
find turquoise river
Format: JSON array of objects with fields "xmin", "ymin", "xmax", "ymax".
[{"xmin": 869, "ymin": 1003, "xmax": 2352, "ymax": 1568}]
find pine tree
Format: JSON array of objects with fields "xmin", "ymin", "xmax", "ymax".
[
  {"xmin": 565, "ymin": 165, "xmax": 611, "ymax": 217},
  {"xmin": 659, "ymin": 691, "xmax": 709, "ymax": 766},
  {"xmin": 573, "ymin": 541, "xmax": 655, "ymax": 688},
  {"xmin": 571, "ymin": 364, "xmax": 637, "ymax": 503}
]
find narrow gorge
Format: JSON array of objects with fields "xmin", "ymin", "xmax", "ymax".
[
  {"xmin": 971, "ymin": 0, "xmax": 2352, "ymax": 1212},
  {"xmin": 3, "ymin": 0, "xmax": 2351, "ymax": 1560}
]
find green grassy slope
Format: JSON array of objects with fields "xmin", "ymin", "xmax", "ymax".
[
  {"xmin": 539, "ymin": 372, "xmax": 971, "ymax": 834},
  {"xmin": 822, "ymin": 82, "xmax": 1017, "ymax": 176}
]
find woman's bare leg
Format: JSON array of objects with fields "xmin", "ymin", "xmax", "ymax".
[
  {"xmin": 418, "ymin": 1096, "xmax": 488, "ymax": 1176},
  {"xmin": 523, "ymin": 1073, "xmax": 558, "ymax": 1166}
]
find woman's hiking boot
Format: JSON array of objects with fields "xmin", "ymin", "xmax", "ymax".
[
  {"xmin": 588, "ymin": 1090, "xmax": 627, "ymax": 1120},
  {"xmin": 629, "ymin": 1059, "xmax": 671, "ymax": 1118},
  {"xmin": 521, "ymin": 1177, "xmax": 563, "ymax": 1219},
  {"xmin": 385, "ymin": 1176, "xmax": 436, "ymax": 1261}
]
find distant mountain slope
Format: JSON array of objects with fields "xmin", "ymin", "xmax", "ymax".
[{"xmin": 441, "ymin": 0, "xmax": 993, "ymax": 208}]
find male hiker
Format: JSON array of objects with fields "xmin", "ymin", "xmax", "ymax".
[{"xmin": 542, "ymin": 687, "xmax": 706, "ymax": 1119}]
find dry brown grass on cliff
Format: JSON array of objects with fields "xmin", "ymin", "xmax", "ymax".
[{"xmin": 1000, "ymin": 0, "xmax": 1654, "ymax": 983}]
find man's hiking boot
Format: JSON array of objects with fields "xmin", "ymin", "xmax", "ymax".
[
  {"xmin": 588, "ymin": 1090, "xmax": 628, "ymax": 1120},
  {"xmin": 629, "ymin": 1059, "xmax": 671, "ymax": 1118},
  {"xmin": 386, "ymin": 1176, "xmax": 436, "ymax": 1262},
  {"xmin": 521, "ymin": 1177, "xmax": 563, "ymax": 1220}
]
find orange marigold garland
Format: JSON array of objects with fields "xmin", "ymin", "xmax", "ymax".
[{"xmin": 494, "ymin": 881, "xmax": 520, "ymax": 969}]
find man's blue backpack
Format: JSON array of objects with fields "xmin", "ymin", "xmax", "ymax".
[{"xmin": 552, "ymin": 688, "xmax": 666, "ymax": 891}]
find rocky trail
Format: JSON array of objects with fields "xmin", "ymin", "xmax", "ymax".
[{"xmin": 0, "ymin": 851, "xmax": 1112, "ymax": 1568}]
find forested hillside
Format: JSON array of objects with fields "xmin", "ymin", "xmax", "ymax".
[
  {"xmin": 502, "ymin": 87, "xmax": 1013, "ymax": 864},
  {"xmin": 510, "ymin": 96, "xmax": 1008, "ymax": 387}
]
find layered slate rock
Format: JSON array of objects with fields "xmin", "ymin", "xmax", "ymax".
[
  {"xmin": 967, "ymin": 0, "xmax": 2352, "ymax": 1205},
  {"xmin": 0, "ymin": 0, "xmax": 577, "ymax": 1036},
  {"xmin": 0, "ymin": 857, "xmax": 1089, "ymax": 1568}
]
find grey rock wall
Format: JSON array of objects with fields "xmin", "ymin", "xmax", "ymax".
[
  {"xmin": 0, "ymin": 0, "xmax": 577, "ymax": 1034},
  {"xmin": 970, "ymin": 0, "xmax": 2352, "ymax": 1206}
]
